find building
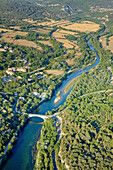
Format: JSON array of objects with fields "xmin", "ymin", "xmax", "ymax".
[
  {"xmin": 6, "ymin": 70, "xmax": 14, "ymax": 75},
  {"xmin": 16, "ymin": 67, "xmax": 26, "ymax": 72},
  {"xmin": 33, "ymin": 92, "xmax": 40, "ymax": 97}
]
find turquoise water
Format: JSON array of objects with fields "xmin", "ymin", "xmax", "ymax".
[{"xmin": 2, "ymin": 38, "xmax": 100, "ymax": 170}]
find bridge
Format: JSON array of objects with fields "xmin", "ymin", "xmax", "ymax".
[
  {"xmin": 28, "ymin": 114, "xmax": 49, "ymax": 120},
  {"xmin": 28, "ymin": 112, "xmax": 60, "ymax": 120}
]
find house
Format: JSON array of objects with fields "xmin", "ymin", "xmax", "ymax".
[
  {"xmin": 16, "ymin": 67, "xmax": 26, "ymax": 72},
  {"xmin": 41, "ymin": 92, "xmax": 46, "ymax": 100},
  {"xmin": 2, "ymin": 109, "xmax": 7, "ymax": 113},
  {"xmin": 17, "ymin": 76, "xmax": 22, "ymax": 79},
  {"xmin": 25, "ymin": 65, "xmax": 30, "ymax": 69},
  {"xmin": 0, "ymin": 48, "xmax": 6, "ymax": 52},
  {"xmin": 4, "ymin": 46, "xmax": 8, "ymax": 50},
  {"xmin": 28, "ymin": 78, "xmax": 32, "ymax": 82},
  {"xmin": 35, "ymin": 72, "xmax": 43, "ymax": 75},
  {"xmin": 7, "ymin": 67, "xmax": 26, "ymax": 72},
  {"xmin": 6, "ymin": 70, "xmax": 14, "ymax": 75},
  {"xmin": 19, "ymin": 97, "xmax": 25, "ymax": 100},
  {"xmin": 33, "ymin": 92, "xmax": 40, "ymax": 97},
  {"xmin": 9, "ymin": 49, "xmax": 14, "ymax": 53},
  {"xmin": 8, "ymin": 67, "xmax": 16, "ymax": 71}
]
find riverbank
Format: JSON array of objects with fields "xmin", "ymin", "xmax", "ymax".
[
  {"xmin": 64, "ymin": 76, "xmax": 79, "ymax": 93},
  {"xmin": 2, "ymin": 24, "xmax": 105, "ymax": 170},
  {"xmin": 0, "ymin": 117, "xmax": 28, "ymax": 168}
]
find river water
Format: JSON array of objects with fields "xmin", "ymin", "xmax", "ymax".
[{"xmin": 2, "ymin": 38, "xmax": 100, "ymax": 170}]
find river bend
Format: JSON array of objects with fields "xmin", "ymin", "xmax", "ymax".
[{"xmin": 2, "ymin": 36, "xmax": 100, "ymax": 170}]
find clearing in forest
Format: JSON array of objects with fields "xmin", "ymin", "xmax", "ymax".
[
  {"xmin": 108, "ymin": 36, "xmax": 113, "ymax": 52},
  {"xmin": 13, "ymin": 39, "xmax": 42, "ymax": 50},
  {"xmin": 10, "ymin": 26, "xmax": 21, "ymax": 30},
  {"xmin": 52, "ymin": 29, "xmax": 78, "ymax": 50},
  {"xmin": 1, "ymin": 31, "xmax": 28, "ymax": 40},
  {"xmin": 63, "ymin": 22, "xmax": 100, "ymax": 32},
  {"xmin": 65, "ymin": 52, "xmax": 81, "ymax": 65},
  {"xmin": 45, "ymin": 70, "xmax": 64, "ymax": 75},
  {"xmin": 0, "ymin": 31, "xmax": 42, "ymax": 50},
  {"xmin": 56, "ymin": 38, "xmax": 78, "ymax": 49},
  {"xmin": 0, "ymin": 28, "xmax": 12, "ymax": 32},
  {"xmin": 37, "ymin": 20, "xmax": 70, "ymax": 27},
  {"xmin": 35, "ymin": 28, "xmax": 51, "ymax": 34},
  {"xmin": 38, "ymin": 40, "xmax": 53, "ymax": 47},
  {"xmin": 100, "ymin": 35, "xmax": 113, "ymax": 53},
  {"xmin": 53, "ymin": 29, "xmax": 77, "ymax": 38}
]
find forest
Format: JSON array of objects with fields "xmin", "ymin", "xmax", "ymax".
[{"xmin": 0, "ymin": 0, "xmax": 113, "ymax": 169}]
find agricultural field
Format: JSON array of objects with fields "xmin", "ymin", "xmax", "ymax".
[
  {"xmin": 99, "ymin": 35, "xmax": 113, "ymax": 53},
  {"xmin": 10, "ymin": 26, "xmax": 21, "ymax": 30},
  {"xmin": 45, "ymin": 70, "xmax": 64, "ymax": 75},
  {"xmin": 38, "ymin": 40, "xmax": 53, "ymax": 47},
  {"xmin": 52, "ymin": 28, "xmax": 79, "ymax": 51},
  {"xmin": 37, "ymin": 19, "xmax": 100, "ymax": 32},
  {"xmin": 65, "ymin": 52, "xmax": 81, "ymax": 65},
  {"xmin": 37, "ymin": 19, "xmax": 70, "ymax": 27},
  {"xmin": 109, "ymin": 36, "xmax": 113, "ymax": 52},
  {"xmin": 1, "ymin": 30, "xmax": 28, "ymax": 40},
  {"xmin": 63, "ymin": 21, "xmax": 100, "ymax": 32},
  {"xmin": 0, "ymin": 30, "xmax": 42, "ymax": 50},
  {"xmin": 55, "ymin": 38, "xmax": 78, "ymax": 49},
  {"xmin": 53, "ymin": 29, "xmax": 77, "ymax": 38},
  {"xmin": 13, "ymin": 39, "xmax": 41, "ymax": 49},
  {"xmin": 35, "ymin": 28, "xmax": 51, "ymax": 34},
  {"xmin": 0, "ymin": 28, "xmax": 12, "ymax": 32}
]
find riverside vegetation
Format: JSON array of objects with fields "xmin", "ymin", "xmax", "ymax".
[
  {"xmin": 0, "ymin": 19, "xmax": 101, "ymax": 166},
  {"xmin": 0, "ymin": 0, "xmax": 113, "ymax": 169},
  {"xmin": 35, "ymin": 24, "xmax": 113, "ymax": 170}
]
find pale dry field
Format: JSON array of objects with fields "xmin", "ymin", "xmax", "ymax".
[
  {"xmin": 14, "ymin": 39, "xmax": 42, "ymax": 50},
  {"xmin": 35, "ymin": 28, "xmax": 50, "ymax": 34},
  {"xmin": 75, "ymin": 51, "xmax": 81, "ymax": 57},
  {"xmin": 0, "ymin": 31, "xmax": 42, "ymax": 50},
  {"xmin": 59, "ymin": 30, "xmax": 77, "ymax": 35},
  {"xmin": 53, "ymin": 29, "xmax": 64, "ymax": 38},
  {"xmin": 1, "ymin": 31, "xmax": 28, "ymax": 40},
  {"xmin": 65, "ymin": 58, "xmax": 75, "ymax": 65},
  {"xmin": 37, "ymin": 20, "xmax": 70, "ymax": 27},
  {"xmin": 56, "ymin": 38, "xmax": 78, "ymax": 49},
  {"xmin": 65, "ymin": 52, "xmax": 81, "ymax": 65},
  {"xmin": 0, "ymin": 28, "xmax": 12, "ymax": 32},
  {"xmin": 99, "ymin": 36, "xmax": 107, "ymax": 49},
  {"xmin": 51, "ymin": 21, "xmax": 70, "ymax": 27},
  {"xmin": 56, "ymin": 39, "xmax": 74, "ymax": 48},
  {"xmin": 83, "ymin": 21, "xmax": 95, "ymax": 24},
  {"xmin": 99, "ymin": 35, "xmax": 113, "ymax": 53},
  {"xmin": 23, "ymin": 19, "xmax": 37, "ymax": 24},
  {"xmin": 108, "ymin": 36, "xmax": 113, "ymax": 53},
  {"xmin": 63, "ymin": 22, "xmax": 100, "ymax": 32},
  {"xmin": 66, "ymin": 49, "xmax": 75, "ymax": 54},
  {"xmin": 53, "ymin": 29, "xmax": 77, "ymax": 39},
  {"xmin": 10, "ymin": 26, "xmax": 21, "ymax": 30},
  {"xmin": 38, "ymin": 40, "xmax": 53, "ymax": 47},
  {"xmin": 45, "ymin": 70, "xmax": 64, "ymax": 75},
  {"xmin": 52, "ymin": 28, "xmax": 79, "ymax": 50}
]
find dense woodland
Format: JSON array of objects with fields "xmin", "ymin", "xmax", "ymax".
[
  {"xmin": 56, "ymin": 27, "xmax": 113, "ymax": 169},
  {"xmin": 0, "ymin": 0, "xmax": 113, "ymax": 27},
  {"xmin": 0, "ymin": 0, "xmax": 113, "ymax": 169}
]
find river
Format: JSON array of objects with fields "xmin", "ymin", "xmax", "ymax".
[{"xmin": 2, "ymin": 36, "xmax": 100, "ymax": 170}]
